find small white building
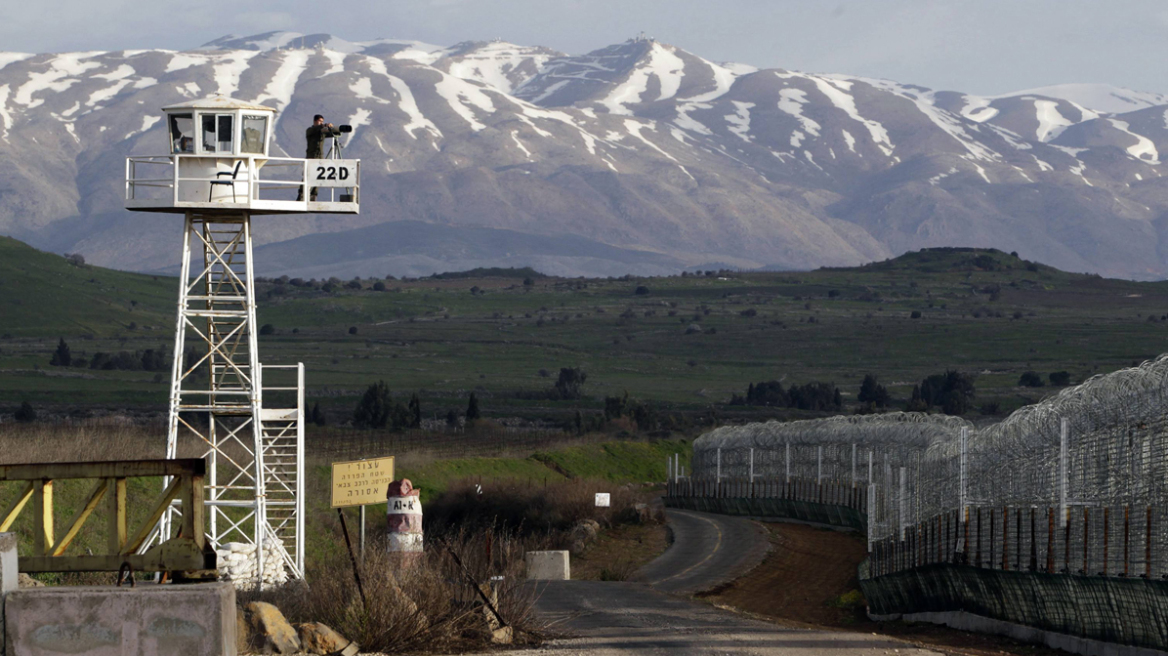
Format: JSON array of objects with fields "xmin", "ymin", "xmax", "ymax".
[{"xmin": 126, "ymin": 96, "xmax": 359, "ymax": 213}]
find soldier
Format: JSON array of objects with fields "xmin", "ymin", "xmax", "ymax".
[{"xmin": 298, "ymin": 114, "xmax": 341, "ymax": 201}]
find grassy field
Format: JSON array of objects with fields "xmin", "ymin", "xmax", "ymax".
[
  {"xmin": 0, "ymin": 421, "xmax": 689, "ymax": 576},
  {"xmin": 4, "ymin": 236, "xmax": 1168, "ymax": 422}
]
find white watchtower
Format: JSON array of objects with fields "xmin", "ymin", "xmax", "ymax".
[{"xmin": 125, "ymin": 96, "xmax": 360, "ymax": 585}]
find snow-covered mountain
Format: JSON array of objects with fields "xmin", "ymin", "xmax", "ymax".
[{"xmin": 3, "ymin": 32, "xmax": 1168, "ymax": 278}]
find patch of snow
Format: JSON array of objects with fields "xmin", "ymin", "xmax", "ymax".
[
  {"xmin": 803, "ymin": 150, "xmax": 823, "ymax": 171},
  {"xmin": 673, "ymin": 102, "xmax": 713, "ymax": 135},
  {"xmin": 841, "ymin": 129, "xmax": 856, "ymax": 153},
  {"xmin": 64, "ymin": 121, "xmax": 79, "ymax": 143},
  {"xmin": 254, "ymin": 50, "xmax": 309, "ymax": 113},
  {"xmin": 93, "ymin": 64, "xmax": 134, "ymax": 81},
  {"xmin": 133, "ymin": 77, "xmax": 157, "ymax": 89},
  {"xmin": 960, "ymin": 95, "xmax": 998, "ymax": 122},
  {"xmin": 1030, "ymin": 99, "xmax": 1073, "ymax": 142},
  {"xmin": 0, "ymin": 53, "xmax": 33, "ymax": 72},
  {"xmin": 383, "ymin": 74, "xmax": 442, "ymax": 141},
  {"xmin": 624, "ymin": 119, "xmax": 694, "ymax": 180},
  {"xmin": 178, "ymin": 81, "xmax": 201, "ymax": 97},
  {"xmin": 776, "ymin": 88, "xmax": 821, "ymax": 137},
  {"xmin": 527, "ymin": 79, "xmax": 569, "ymax": 104},
  {"xmin": 348, "ymin": 107, "xmax": 371, "ymax": 138},
  {"xmin": 602, "ymin": 42, "xmax": 685, "ymax": 115},
  {"xmin": 1108, "ymin": 119, "xmax": 1159, "ymax": 163},
  {"xmin": 433, "ymin": 73, "xmax": 495, "ymax": 131},
  {"xmin": 123, "ymin": 114, "xmax": 160, "ymax": 141},
  {"xmin": 320, "ymin": 50, "xmax": 347, "ymax": 77},
  {"xmin": 929, "ymin": 166, "xmax": 959, "ymax": 186},
  {"xmin": 0, "ymin": 85, "xmax": 12, "ymax": 141},
  {"xmin": 510, "ymin": 129, "xmax": 532, "ymax": 159},
  {"xmin": 213, "ymin": 50, "xmax": 259, "ymax": 97},
  {"xmin": 670, "ymin": 127, "xmax": 689, "ymax": 143},
  {"xmin": 724, "ymin": 101, "xmax": 754, "ymax": 142},
  {"xmin": 580, "ymin": 107, "xmax": 597, "ymax": 119},
  {"xmin": 165, "ymin": 53, "xmax": 205, "ymax": 73},
  {"xmin": 391, "ymin": 43, "xmax": 450, "ymax": 65},
  {"xmin": 60, "ymin": 101, "xmax": 80, "ymax": 118},
  {"xmin": 85, "ymin": 77, "xmax": 133, "ymax": 107},
  {"xmin": 790, "ymin": 131, "xmax": 805, "ymax": 148},
  {"xmin": 985, "ymin": 124, "xmax": 1031, "ymax": 150},
  {"xmin": 1032, "ymin": 155, "xmax": 1053, "ymax": 172},
  {"xmin": 721, "ymin": 62, "xmax": 758, "ymax": 76},
  {"xmin": 682, "ymin": 56, "xmax": 741, "ymax": 103}
]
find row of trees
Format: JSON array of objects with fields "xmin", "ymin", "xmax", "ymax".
[
  {"xmin": 729, "ymin": 380, "xmax": 843, "ymax": 411},
  {"xmin": 49, "ymin": 338, "xmax": 168, "ymax": 372}
]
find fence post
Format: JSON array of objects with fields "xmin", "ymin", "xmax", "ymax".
[
  {"xmin": 716, "ymin": 447, "xmax": 721, "ymax": 498},
  {"xmin": 898, "ymin": 467, "xmax": 907, "ymax": 541},
  {"xmin": 1060, "ymin": 417, "xmax": 1069, "ymax": 527},
  {"xmin": 749, "ymin": 448, "xmax": 754, "ymax": 498}
]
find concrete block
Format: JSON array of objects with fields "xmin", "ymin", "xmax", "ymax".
[
  {"xmin": 525, "ymin": 550, "xmax": 570, "ymax": 581},
  {"xmin": 0, "ymin": 532, "xmax": 16, "ymax": 656},
  {"xmin": 5, "ymin": 582, "xmax": 236, "ymax": 656}
]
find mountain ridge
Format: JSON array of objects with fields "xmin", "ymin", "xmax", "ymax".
[{"xmin": 2, "ymin": 31, "xmax": 1168, "ymax": 278}]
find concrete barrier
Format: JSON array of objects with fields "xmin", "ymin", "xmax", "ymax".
[
  {"xmin": 5, "ymin": 582, "xmax": 236, "ymax": 656},
  {"xmin": 0, "ymin": 533, "xmax": 16, "ymax": 656},
  {"xmin": 526, "ymin": 551, "xmax": 570, "ymax": 581}
]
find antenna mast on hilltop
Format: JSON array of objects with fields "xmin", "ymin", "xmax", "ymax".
[{"xmin": 125, "ymin": 97, "xmax": 361, "ymax": 586}]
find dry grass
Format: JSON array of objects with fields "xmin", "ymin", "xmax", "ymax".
[
  {"xmin": 424, "ymin": 477, "xmax": 662, "ymax": 544},
  {"xmin": 242, "ymin": 529, "xmax": 544, "ymax": 653}
]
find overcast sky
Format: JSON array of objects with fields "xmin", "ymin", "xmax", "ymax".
[{"xmin": 9, "ymin": 0, "xmax": 1168, "ymax": 96}]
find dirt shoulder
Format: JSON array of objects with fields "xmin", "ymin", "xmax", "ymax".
[
  {"xmin": 702, "ymin": 521, "xmax": 1067, "ymax": 656},
  {"xmin": 571, "ymin": 522, "xmax": 670, "ymax": 581}
]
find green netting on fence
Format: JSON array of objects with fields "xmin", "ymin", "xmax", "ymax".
[
  {"xmin": 664, "ymin": 496, "xmax": 865, "ymax": 530},
  {"xmin": 859, "ymin": 563, "xmax": 1168, "ymax": 650}
]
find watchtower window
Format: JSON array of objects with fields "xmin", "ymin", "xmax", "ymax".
[
  {"xmin": 241, "ymin": 115, "xmax": 267, "ymax": 154},
  {"xmin": 201, "ymin": 114, "xmax": 234, "ymax": 153},
  {"xmin": 170, "ymin": 114, "xmax": 194, "ymax": 154}
]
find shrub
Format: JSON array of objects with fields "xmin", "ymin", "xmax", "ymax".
[
  {"xmin": 1049, "ymin": 371, "xmax": 1072, "ymax": 386},
  {"xmin": 918, "ymin": 370, "xmax": 975, "ymax": 415},
  {"xmin": 348, "ymin": 326, "xmax": 358, "ymax": 335},
  {"xmin": 740, "ymin": 308, "xmax": 757, "ymax": 317},
  {"xmin": 466, "ymin": 392, "xmax": 481, "ymax": 421},
  {"xmin": 910, "ymin": 310, "xmax": 922, "ymax": 319},
  {"xmin": 634, "ymin": 285, "xmax": 649, "ymax": 296},
  {"xmin": 552, "ymin": 367, "xmax": 587, "ymax": 400},
  {"xmin": 1018, "ymin": 371, "xmax": 1045, "ymax": 387},
  {"xmin": 259, "ymin": 324, "xmax": 275, "ymax": 336},
  {"xmin": 14, "ymin": 401, "xmax": 36, "ymax": 423},
  {"xmin": 372, "ymin": 281, "xmax": 386, "ymax": 292}
]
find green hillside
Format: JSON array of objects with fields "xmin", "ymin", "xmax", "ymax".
[
  {"xmin": 3, "ymin": 239, "xmax": 1168, "ymax": 421},
  {"xmin": 0, "ymin": 236, "xmax": 174, "ymax": 337}
]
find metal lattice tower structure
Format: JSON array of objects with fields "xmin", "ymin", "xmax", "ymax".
[{"xmin": 125, "ymin": 97, "xmax": 360, "ymax": 585}]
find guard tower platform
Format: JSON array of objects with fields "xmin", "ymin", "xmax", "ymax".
[{"xmin": 125, "ymin": 97, "xmax": 359, "ymax": 214}]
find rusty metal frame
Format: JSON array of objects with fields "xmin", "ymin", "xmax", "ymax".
[{"xmin": 0, "ymin": 459, "xmax": 214, "ymax": 574}]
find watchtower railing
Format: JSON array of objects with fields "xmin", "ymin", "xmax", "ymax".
[
  {"xmin": 125, "ymin": 154, "xmax": 360, "ymax": 213},
  {"xmin": 0, "ymin": 459, "xmax": 214, "ymax": 575}
]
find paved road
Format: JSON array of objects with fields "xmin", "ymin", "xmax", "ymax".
[
  {"xmin": 519, "ymin": 580, "xmax": 938, "ymax": 656},
  {"xmin": 501, "ymin": 509, "xmax": 941, "ymax": 655},
  {"xmin": 634, "ymin": 508, "xmax": 770, "ymax": 595}
]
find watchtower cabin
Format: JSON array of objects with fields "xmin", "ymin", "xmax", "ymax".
[{"xmin": 122, "ymin": 96, "xmax": 360, "ymax": 586}]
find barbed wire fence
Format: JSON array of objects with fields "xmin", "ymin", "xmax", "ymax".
[{"xmin": 673, "ymin": 354, "xmax": 1168, "ymax": 580}]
